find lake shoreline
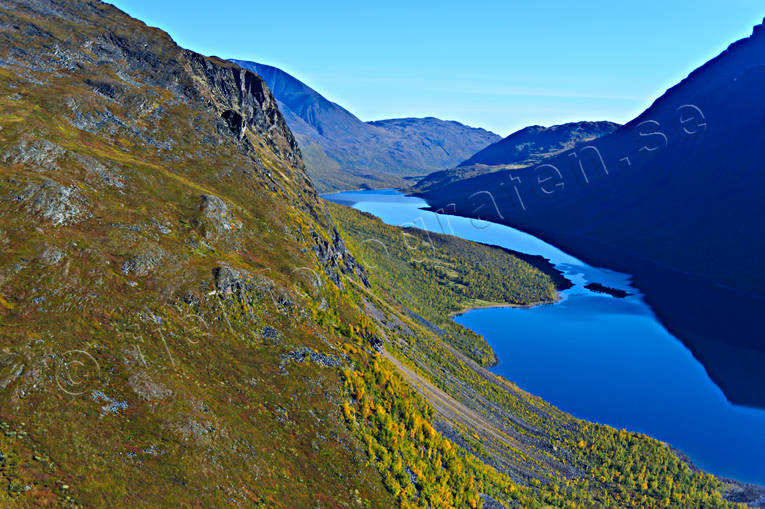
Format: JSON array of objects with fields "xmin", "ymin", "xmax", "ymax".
[
  {"xmin": 450, "ymin": 294, "xmax": 563, "ymax": 318},
  {"xmin": 328, "ymin": 188, "xmax": 765, "ymax": 489}
]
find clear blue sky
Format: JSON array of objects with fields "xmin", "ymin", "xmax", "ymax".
[{"xmin": 110, "ymin": 0, "xmax": 763, "ymax": 136}]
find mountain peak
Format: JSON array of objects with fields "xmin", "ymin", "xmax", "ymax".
[{"xmin": 752, "ymin": 18, "xmax": 765, "ymax": 36}]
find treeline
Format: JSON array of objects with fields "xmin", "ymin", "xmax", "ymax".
[{"xmin": 328, "ymin": 203, "xmax": 558, "ymax": 365}]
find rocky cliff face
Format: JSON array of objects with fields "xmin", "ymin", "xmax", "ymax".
[
  {"xmin": 0, "ymin": 0, "xmax": 362, "ymax": 281},
  {"xmin": 2, "ymin": 0, "xmax": 301, "ymax": 180},
  {"xmin": 183, "ymin": 52, "xmax": 303, "ymax": 171}
]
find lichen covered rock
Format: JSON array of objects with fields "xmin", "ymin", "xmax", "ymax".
[
  {"xmin": 18, "ymin": 178, "xmax": 89, "ymax": 226},
  {"xmin": 2, "ymin": 137, "xmax": 65, "ymax": 171},
  {"xmin": 198, "ymin": 194, "xmax": 241, "ymax": 241}
]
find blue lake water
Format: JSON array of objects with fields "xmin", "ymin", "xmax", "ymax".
[{"xmin": 324, "ymin": 189, "xmax": 765, "ymax": 486}]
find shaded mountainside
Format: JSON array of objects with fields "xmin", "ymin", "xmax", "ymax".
[
  {"xmin": 230, "ymin": 60, "xmax": 501, "ymax": 192},
  {"xmin": 412, "ymin": 121, "xmax": 619, "ymax": 194},
  {"xmin": 416, "ymin": 19, "xmax": 765, "ymax": 408},
  {"xmin": 0, "ymin": 0, "xmax": 760, "ymax": 507}
]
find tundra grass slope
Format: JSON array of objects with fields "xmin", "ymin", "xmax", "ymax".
[{"xmin": 0, "ymin": 0, "xmax": 754, "ymax": 508}]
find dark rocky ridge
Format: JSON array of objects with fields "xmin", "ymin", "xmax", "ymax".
[{"xmin": 416, "ymin": 18, "xmax": 765, "ymax": 408}]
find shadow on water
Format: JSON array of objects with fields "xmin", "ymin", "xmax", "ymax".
[
  {"xmin": 630, "ymin": 261, "xmax": 765, "ymax": 410},
  {"xmin": 527, "ymin": 229, "xmax": 765, "ymax": 411}
]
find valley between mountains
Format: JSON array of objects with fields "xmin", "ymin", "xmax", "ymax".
[{"xmin": 0, "ymin": 1, "xmax": 763, "ymax": 508}]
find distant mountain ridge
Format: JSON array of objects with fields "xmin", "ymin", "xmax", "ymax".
[
  {"xmin": 413, "ymin": 120, "xmax": 619, "ymax": 194},
  {"xmin": 230, "ymin": 60, "xmax": 501, "ymax": 192},
  {"xmin": 460, "ymin": 121, "xmax": 620, "ymax": 167}
]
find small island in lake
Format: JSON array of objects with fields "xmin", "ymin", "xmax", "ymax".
[{"xmin": 585, "ymin": 282, "xmax": 631, "ymax": 298}]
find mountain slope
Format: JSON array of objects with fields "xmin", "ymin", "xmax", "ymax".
[
  {"xmin": 413, "ymin": 120, "xmax": 619, "ymax": 194},
  {"xmin": 416, "ymin": 19, "xmax": 765, "ymax": 407},
  {"xmin": 0, "ymin": 1, "xmax": 758, "ymax": 507},
  {"xmin": 236, "ymin": 60, "xmax": 363, "ymax": 140},
  {"xmin": 230, "ymin": 60, "xmax": 501, "ymax": 192},
  {"xmin": 0, "ymin": 0, "xmax": 398, "ymax": 505}
]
